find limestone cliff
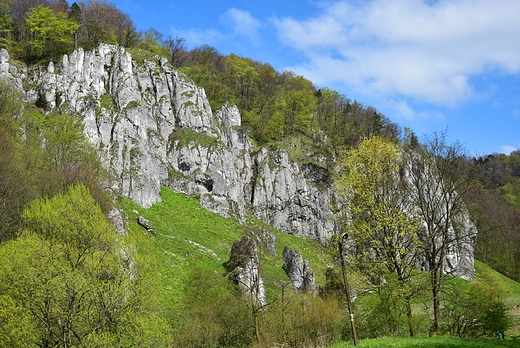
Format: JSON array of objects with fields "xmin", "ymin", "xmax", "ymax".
[{"xmin": 0, "ymin": 45, "xmax": 476, "ymax": 279}]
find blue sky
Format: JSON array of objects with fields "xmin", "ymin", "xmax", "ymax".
[{"xmin": 110, "ymin": 0, "xmax": 520, "ymax": 156}]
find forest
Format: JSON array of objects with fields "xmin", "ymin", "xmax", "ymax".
[{"xmin": 0, "ymin": 1, "xmax": 520, "ymax": 347}]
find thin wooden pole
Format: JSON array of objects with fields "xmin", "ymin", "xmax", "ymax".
[{"xmin": 339, "ymin": 233, "xmax": 358, "ymax": 346}]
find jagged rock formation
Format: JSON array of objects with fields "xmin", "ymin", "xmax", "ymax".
[
  {"xmin": 0, "ymin": 45, "xmax": 477, "ymax": 279},
  {"xmin": 282, "ymin": 246, "xmax": 316, "ymax": 293},
  {"xmin": 245, "ymin": 226, "xmax": 277, "ymax": 256},
  {"xmin": 225, "ymin": 236, "xmax": 266, "ymax": 306}
]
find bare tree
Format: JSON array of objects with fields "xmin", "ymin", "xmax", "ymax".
[
  {"xmin": 403, "ymin": 130, "xmax": 478, "ymax": 335},
  {"xmin": 164, "ymin": 35, "xmax": 187, "ymax": 67}
]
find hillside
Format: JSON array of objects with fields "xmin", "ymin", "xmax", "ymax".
[
  {"xmin": 122, "ymin": 186, "xmax": 520, "ymax": 345},
  {"xmin": 0, "ymin": 42, "xmax": 518, "ymax": 346},
  {"xmin": 0, "ymin": 1, "xmax": 519, "ymax": 346}
]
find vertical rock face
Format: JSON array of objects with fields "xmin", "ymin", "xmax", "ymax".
[
  {"xmin": 226, "ymin": 236, "xmax": 266, "ymax": 306},
  {"xmin": 282, "ymin": 246, "xmax": 316, "ymax": 293},
  {"xmin": 0, "ymin": 45, "xmax": 477, "ymax": 279}
]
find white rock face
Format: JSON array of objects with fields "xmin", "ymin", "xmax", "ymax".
[{"xmin": 0, "ymin": 45, "xmax": 477, "ymax": 279}]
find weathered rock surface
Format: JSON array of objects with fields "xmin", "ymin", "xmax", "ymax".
[
  {"xmin": 138, "ymin": 216, "xmax": 155, "ymax": 236},
  {"xmin": 226, "ymin": 236, "xmax": 266, "ymax": 306},
  {"xmin": 0, "ymin": 45, "xmax": 477, "ymax": 279},
  {"xmin": 282, "ymin": 246, "xmax": 316, "ymax": 293},
  {"xmin": 107, "ymin": 207, "xmax": 127, "ymax": 236}
]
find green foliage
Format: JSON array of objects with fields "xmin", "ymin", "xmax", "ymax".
[
  {"xmin": 25, "ymin": 5, "xmax": 79, "ymax": 59},
  {"xmin": 336, "ymin": 137, "xmax": 420, "ymax": 283},
  {"xmin": 42, "ymin": 112, "xmax": 97, "ymax": 169},
  {"xmin": 100, "ymin": 93, "xmax": 114, "ymax": 109},
  {"xmin": 0, "ymin": 0, "xmax": 13, "ymax": 50},
  {"xmin": 0, "ymin": 185, "xmax": 169, "ymax": 346},
  {"xmin": 441, "ymin": 274, "xmax": 511, "ymax": 338},
  {"xmin": 172, "ymin": 267, "xmax": 254, "ymax": 347},
  {"xmin": 68, "ymin": 2, "xmax": 82, "ymax": 24},
  {"xmin": 336, "ymin": 136, "xmax": 423, "ymax": 336},
  {"xmin": 136, "ymin": 28, "xmax": 170, "ymax": 58},
  {"xmin": 173, "ymin": 127, "xmax": 222, "ymax": 149},
  {"xmin": 0, "ymin": 82, "xmax": 35, "ymax": 241},
  {"xmin": 502, "ymin": 178, "xmax": 520, "ymax": 209},
  {"xmin": 0, "ymin": 78, "xmax": 23, "ymax": 134},
  {"xmin": 470, "ymin": 151, "xmax": 520, "ymax": 282},
  {"xmin": 332, "ymin": 336, "xmax": 520, "ymax": 347}
]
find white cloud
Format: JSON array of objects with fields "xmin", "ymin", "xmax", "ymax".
[
  {"xmin": 170, "ymin": 27, "xmax": 222, "ymax": 48},
  {"xmin": 220, "ymin": 8, "xmax": 262, "ymax": 43},
  {"xmin": 388, "ymin": 100, "xmax": 416, "ymax": 120},
  {"xmin": 273, "ymin": 0, "xmax": 520, "ymax": 107},
  {"xmin": 500, "ymin": 145, "xmax": 517, "ymax": 155},
  {"xmin": 170, "ymin": 8, "xmax": 262, "ymax": 49}
]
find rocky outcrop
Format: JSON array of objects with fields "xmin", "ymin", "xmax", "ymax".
[
  {"xmin": 226, "ymin": 236, "xmax": 266, "ymax": 306},
  {"xmin": 0, "ymin": 45, "xmax": 477, "ymax": 279},
  {"xmin": 137, "ymin": 216, "xmax": 156, "ymax": 236},
  {"xmin": 3, "ymin": 44, "xmax": 336, "ymax": 242},
  {"xmin": 282, "ymin": 246, "xmax": 316, "ymax": 293}
]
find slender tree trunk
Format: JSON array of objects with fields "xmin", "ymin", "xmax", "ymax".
[
  {"xmin": 405, "ymin": 295, "xmax": 415, "ymax": 337},
  {"xmin": 430, "ymin": 269, "xmax": 440, "ymax": 336},
  {"xmin": 254, "ymin": 309, "xmax": 260, "ymax": 343},
  {"xmin": 339, "ymin": 236, "xmax": 358, "ymax": 346}
]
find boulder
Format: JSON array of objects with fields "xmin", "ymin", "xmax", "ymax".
[
  {"xmin": 226, "ymin": 236, "xmax": 266, "ymax": 307},
  {"xmin": 282, "ymin": 246, "xmax": 316, "ymax": 293}
]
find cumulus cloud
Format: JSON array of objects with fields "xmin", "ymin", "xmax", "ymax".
[
  {"xmin": 221, "ymin": 8, "xmax": 262, "ymax": 42},
  {"xmin": 272, "ymin": 0, "xmax": 520, "ymax": 108}
]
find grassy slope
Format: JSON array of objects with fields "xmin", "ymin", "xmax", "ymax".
[
  {"xmin": 121, "ymin": 187, "xmax": 332, "ymax": 314},
  {"xmin": 122, "ymin": 187, "xmax": 520, "ymax": 346}
]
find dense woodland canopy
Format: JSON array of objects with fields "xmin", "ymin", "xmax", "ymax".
[{"xmin": 0, "ymin": 0, "xmax": 519, "ymax": 346}]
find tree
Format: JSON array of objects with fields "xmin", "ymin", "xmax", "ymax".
[
  {"xmin": 403, "ymin": 131, "xmax": 477, "ymax": 335},
  {"xmin": 137, "ymin": 28, "xmax": 168, "ymax": 57},
  {"xmin": 68, "ymin": 1, "xmax": 81, "ymax": 22},
  {"xmin": 180, "ymin": 44, "xmax": 233, "ymax": 110},
  {"xmin": 25, "ymin": 4, "xmax": 79, "ymax": 58},
  {"xmin": 335, "ymin": 136, "xmax": 422, "ymax": 336},
  {"xmin": 442, "ymin": 274, "xmax": 511, "ymax": 337},
  {"xmin": 78, "ymin": 0, "xmax": 137, "ymax": 49},
  {"xmin": 164, "ymin": 35, "xmax": 187, "ymax": 67},
  {"xmin": 0, "ymin": 0, "xmax": 14, "ymax": 50},
  {"xmin": 0, "ymin": 184, "xmax": 168, "ymax": 346},
  {"xmin": 275, "ymin": 74, "xmax": 317, "ymax": 137},
  {"xmin": 0, "ymin": 80, "xmax": 36, "ymax": 241}
]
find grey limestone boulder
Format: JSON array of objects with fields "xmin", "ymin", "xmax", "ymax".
[
  {"xmin": 226, "ymin": 236, "xmax": 266, "ymax": 306},
  {"xmin": 282, "ymin": 246, "xmax": 316, "ymax": 293}
]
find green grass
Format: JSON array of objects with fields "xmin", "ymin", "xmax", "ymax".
[
  {"xmin": 121, "ymin": 186, "xmax": 520, "ymax": 346},
  {"xmin": 332, "ymin": 336, "xmax": 519, "ymax": 347},
  {"xmin": 122, "ymin": 188, "xmax": 243, "ymax": 312},
  {"xmin": 474, "ymin": 259, "xmax": 520, "ymax": 337},
  {"xmin": 475, "ymin": 260, "xmax": 520, "ymax": 306},
  {"xmin": 121, "ymin": 187, "xmax": 333, "ymax": 314}
]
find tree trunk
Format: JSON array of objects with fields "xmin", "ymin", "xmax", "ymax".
[
  {"xmin": 405, "ymin": 295, "xmax": 415, "ymax": 337},
  {"xmin": 254, "ymin": 309, "xmax": 260, "ymax": 343},
  {"xmin": 430, "ymin": 269, "xmax": 440, "ymax": 336}
]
